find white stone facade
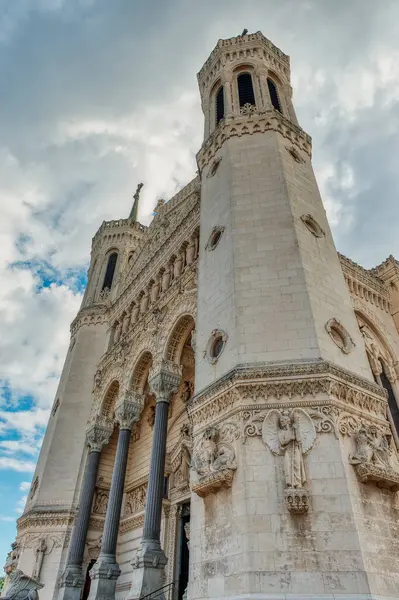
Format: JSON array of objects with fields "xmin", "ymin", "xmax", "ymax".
[{"xmin": 5, "ymin": 31, "xmax": 399, "ymax": 600}]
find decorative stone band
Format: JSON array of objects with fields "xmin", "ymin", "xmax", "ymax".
[
  {"xmin": 70, "ymin": 305, "xmax": 108, "ymax": 337},
  {"xmin": 17, "ymin": 509, "xmax": 75, "ymax": 535},
  {"xmin": 86, "ymin": 417, "xmax": 114, "ymax": 452},
  {"xmin": 114, "ymin": 391, "xmax": 145, "ymax": 430},
  {"xmin": 188, "ymin": 359, "xmax": 387, "ymax": 427},
  {"xmin": 197, "ymin": 110, "xmax": 312, "ymax": 172},
  {"xmin": 149, "ymin": 360, "xmax": 182, "ymax": 403}
]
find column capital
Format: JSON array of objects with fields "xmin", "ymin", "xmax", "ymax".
[
  {"xmin": 115, "ymin": 391, "xmax": 144, "ymax": 430},
  {"xmin": 86, "ymin": 417, "xmax": 114, "ymax": 452},
  {"xmin": 149, "ymin": 360, "xmax": 182, "ymax": 403}
]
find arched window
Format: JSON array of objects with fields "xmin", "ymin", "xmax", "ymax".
[
  {"xmin": 380, "ymin": 360, "xmax": 399, "ymax": 435},
  {"xmin": 237, "ymin": 73, "xmax": 255, "ymax": 107},
  {"xmin": 267, "ymin": 77, "xmax": 282, "ymax": 113},
  {"xmin": 102, "ymin": 252, "xmax": 118, "ymax": 291},
  {"xmin": 215, "ymin": 85, "xmax": 225, "ymax": 125}
]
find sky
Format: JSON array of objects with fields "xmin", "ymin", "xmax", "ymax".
[{"xmin": 1, "ymin": 0, "xmax": 399, "ymax": 562}]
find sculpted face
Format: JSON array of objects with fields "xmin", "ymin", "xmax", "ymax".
[{"xmin": 280, "ymin": 414, "xmax": 291, "ymax": 429}]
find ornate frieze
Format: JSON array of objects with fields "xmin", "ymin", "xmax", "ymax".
[
  {"xmin": 70, "ymin": 305, "xmax": 108, "ymax": 336},
  {"xmin": 197, "ymin": 110, "xmax": 312, "ymax": 172},
  {"xmin": 124, "ymin": 483, "xmax": 147, "ymax": 516},
  {"xmin": 17, "ymin": 510, "xmax": 75, "ymax": 534}
]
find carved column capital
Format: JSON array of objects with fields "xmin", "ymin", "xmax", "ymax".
[
  {"xmin": 115, "ymin": 391, "xmax": 145, "ymax": 430},
  {"xmin": 149, "ymin": 360, "xmax": 182, "ymax": 404},
  {"xmin": 86, "ymin": 417, "xmax": 114, "ymax": 452}
]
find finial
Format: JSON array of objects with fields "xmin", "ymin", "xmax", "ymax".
[
  {"xmin": 129, "ymin": 182, "xmax": 144, "ymax": 221},
  {"xmin": 241, "ymin": 29, "xmax": 248, "ymax": 36}
]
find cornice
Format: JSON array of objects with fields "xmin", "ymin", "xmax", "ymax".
[
  {"xmin": 197, "ymin": 110, "xmax": 312, "ymax": 171},
  {"xmin": 17, "ymin": 508, "xmax": 75, "ymax": 533},
  {"xmin": 70, "ymin": 304, "xmax": 109, "ymax": 336}
]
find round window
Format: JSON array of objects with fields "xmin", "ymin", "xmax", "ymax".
[
  {"xmin": 211, "ymin": 336, "xmax": 224, "ymax": 359},
  {"xmin": 206, "ymin": 226, "xmax": 224, "ymax": 251}
]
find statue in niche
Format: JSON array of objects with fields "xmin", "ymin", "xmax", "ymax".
[
  {"xmin": 262, "ymin": 409, "xmax": 316, "ymax": 489},
  {"xmin": 173, "ymin": 425, "xmax": 193, "ymax": 487},
  {"xmin": 147, "ymin": 405, "xmax": 156, "ymax": 428},
  {"xmin": 181, "ymin": 381, "xmax": 194, "ymax": 404},
  {"xmin": 93, "ymin": 490, "xmax": 108, "ymax": 515}
]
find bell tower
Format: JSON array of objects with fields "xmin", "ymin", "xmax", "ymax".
[
  {"xmin": 195, "ymin": 31, "xmax": 371, "ymax": 391},
  {"xmin": 190, "ymin": 32, "xmax": 399, "ymax": 600}
]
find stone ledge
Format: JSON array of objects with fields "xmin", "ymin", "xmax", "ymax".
[
  {"xmin": 191, "ymin": 468, "xmax": 235, "ymax": 497},
  {"xmin": 354, "ymin": 463, "xmax": 399, "ymax": 490}
]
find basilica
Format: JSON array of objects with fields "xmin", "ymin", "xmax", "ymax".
[{"xmin": 4, "ymin": 31, "xmax": 399, "ymax": 600}]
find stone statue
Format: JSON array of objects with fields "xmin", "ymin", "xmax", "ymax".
[
  {"xmin": 2, "ymin": 548, "xmax": 43, "ymax": 600},
  {"xmin": 173, "ymin": 425, "xmax": 192, "ymax": 487},
  {"xmin": 349, "ymin": 426, "xmax": 394, "ymax": 471},
  {"xmin": 93, "ymin": 490, "xmax": 108, "ymax": 515},
  {"xmin": 192, "ymin": 426, "xmax": 236, "ymax": 477},
  {"xmin": 262, "ymin": 409, "xmax": 316, "ymax": 489},
  {"xmin": 32, "ymin": 539, "xmax": 47, "ymax": 581},
  {"xmin": 181, "ymin": 381, "xmax": 194, "ymax": 404}
]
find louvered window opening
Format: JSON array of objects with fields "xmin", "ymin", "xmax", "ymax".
[
  {"xmin": 380, "ymin": 364, "xmax": 399, "ymax": 436},
  {"xmin": 237, "ymin": 73, "xmax": 255, "ymax": 107},
  {"xmin": 216, "ymin": 86, "xmax": 225, "ymax": 125},
  {"xmin": 267, "ymin": 78, "xmax": 282, "ymax": 113},
  {"xmin": 102, "ymin": 252, "xmax": 118, "ymax": 291}
]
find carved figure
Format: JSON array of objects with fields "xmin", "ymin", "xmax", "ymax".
[
  {"xmin": 349, "ymin": 426, "xmax": 394, "ymax": 471},
  {"xmin": 173, "ymin": 425, "xmax": 193, "ymax": 487},
  {"xmin": 3, "ymin": 548, "xmax": 43, "ymax": 600},
  {"xmin": 181, "ymin": 381, "xmax": 194, "ymax": 404},
  {"xmin": 147, "ymin": 406, "xmax": 156, "ymax": 428},
  {"xmin": 192, "ymin": 426, "xmax": 236, "ymax": 477},
  {"xmin": 262, "ymin": 409, "xmax": 316, "ymax": 489},
  {"xmin": 32, "ymin": 539, "xmax": 46, "ymax": 580},
  {"xmin": 93, "ymin": 490, "xmax": 108, "ymax": 515}
]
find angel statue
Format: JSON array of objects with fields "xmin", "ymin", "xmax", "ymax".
[
  {"xmin": 262, "ymin": 409, "xmax": 316, "ymax": 489},
  {"xmin": 2, "ymin": 550, "xmax": 44, "ymax": 600}
]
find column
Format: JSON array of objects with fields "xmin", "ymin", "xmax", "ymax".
[
  {"xmin": 128, "ymin": 360, "xmax": 181, "ymax": 600},
  {"xmin": 58, "ymin": 418, "xmax": 113, "ymax": 600},
  {"xmin": 88, "ymin": 392, "xmax": 144, "ymax": 600}
]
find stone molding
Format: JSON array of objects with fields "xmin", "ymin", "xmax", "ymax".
[
  {"xmin": 17, "ymin": 509, "xmax": 75, "ymax": 534},
  {"xmin": 70, "ymin": 305, "xmax": 108, "ymax": 336},
  {"xmin": 189, "ymin": 360, "xmax": 387, "ymax": 427},
  {"xmin": 197, "ymin": 110, "xmax": 312, "ymax": 172},
  {"xmin": 340, "ymin": 253, "xmax": 391, "ymax": 313}
]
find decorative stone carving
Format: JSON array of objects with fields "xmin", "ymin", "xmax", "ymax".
[
  {"xmin": 206, "ymin": 156, "xmax": 222, "ymax": 178},
  {"xmin": 240, "ymin": 102, "xmax": 257, "ymax": 116},
  {"xmin": 86, "ymin": 536, "xmax": 102, "ymax": 560},
  {"xmin": 284, "ymin": 488, "xmax": 310, "ymax": 514},
  {"xmin": 262, "ymin": 409, "xmax": 316, "ymax": 513},
  {"xmin": 172, "ymin": 424, "xmax": 193, "ymax": 489},
  {"xmin": 300, "ymin": 213, "xmax": 325, "ymax": 238},
  {"xmin": 173, "ymin": 254, "xmax": 183, "ymax": 279},
  {"xmin": 93, "ymin": 489, "xmax": 109, "ymax": 515},
  {"xmin": 161, "ymin": 266, "xmax": 171, "ymax": 292},
  {"xmin": 147, "ymin": 405, "xmax": 156, "ymax": 428},
  {"xmin": 287, "ymin": 145, "xmax": 305, "ymax": 163},
  {"xmin": 114, "ymin": 391, "xmax": 144, "ymax": 430},
  {"xmin": 148, "ymin": 360, "xmax": 182, "ymax": 403},
  {"xmin": 2, "ymin": 570, "xmax": 44, "ymax": 600},
  {"xmin": 180, "ymin": 381, "xmax": 194, "ymax": 404},
  {"xmin": 32, "ymin": 539, "xmax": 46, "ymax": 581},
  {"xmin": 140, "ymin": 291, "xmax": 149, "ymax": 314},
  {"xmin": 349, "ymin": 425, "xmax": 399, "ymax": 490},
  {"xmin": 125, "ymin": 484, "xmax": 147, "ymax": 516},
  {"xmin": 191, "ymin": 425, "xmax": 237, "ymax": 497},
  {"xmin": 325, "ymin": 318, "xmax": 355, "ymax": 354},
  {"xmin": 86, "ymin": 416, "xmax": 113, "ymax": 452},
  {"xmin": 131, "ymin": 303, "xmax": 139, "ymax": 324},
  {"xmin": 185, "ymin": 240, "xmax": 196, "ymax": 265}
]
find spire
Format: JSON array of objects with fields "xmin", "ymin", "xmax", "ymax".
[{"xmin": 129, "ymin": 182, "xmax": 144, "ymax": 221}]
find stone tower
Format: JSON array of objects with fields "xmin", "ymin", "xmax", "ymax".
[
  {"xmin": 15, "ymin": 203, "xmax": 146, "ymax": 600},
  {"xmin": 6, "ymin": 31, "xmax": 399, "ymax": 600},
  {"xmin": 189, "ymin": 31, "xmax": 399, "ymax": 598}
]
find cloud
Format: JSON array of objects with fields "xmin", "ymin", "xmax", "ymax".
[
  {"xmin": 19, "ymin": 482, "xmax": 31, "ymax": 492},
  {"xmin": 0, "ymin": 458, "xmax": 36, "ymax": 473}
]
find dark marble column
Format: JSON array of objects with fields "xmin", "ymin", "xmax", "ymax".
[
  {"xmin": 89, "ymin": 393, "xmax": 144, "ymax": 600},
  {"xmin": 128, "ymin": 360, "xmax": 181, "ymax": 600},
  {"xmin": 58, "ymin": 419, "xmax": 113, "ymax": 600}
]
